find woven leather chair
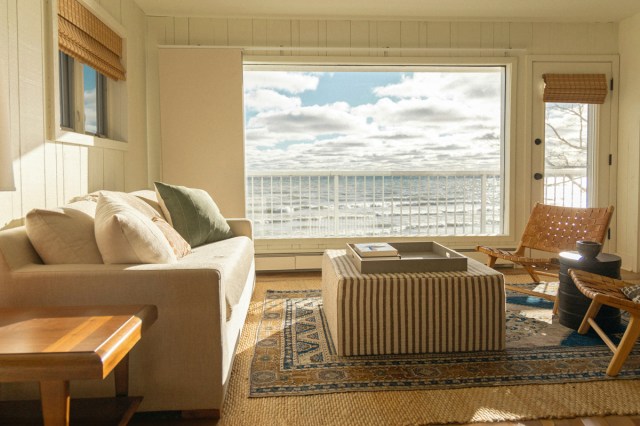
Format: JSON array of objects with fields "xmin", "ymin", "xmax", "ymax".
[
  {"xmin": 477, "ymin": 203, "xmax": 614, "ymax": 304},
  {"xmin": 568, "ymin": 269, "xmax": 640, "ymax": 376}
]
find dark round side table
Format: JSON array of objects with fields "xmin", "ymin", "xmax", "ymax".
[{"xmin": 558, "ymin": 251, "xmax": 622, "ymax": 331}]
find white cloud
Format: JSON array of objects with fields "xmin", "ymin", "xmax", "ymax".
[
  {"xmin": 244, "ymin": 71, "xmax": 319, "ymax": 94},
  {"xmin": 247, "ymin": 102, "xmax": 369, "ymax": 140},
  {"xmin": 244, "ymin": 70, "xmax": 503, "ymax": 172},
  {"xmin": 374, "ymin": 71, "xmax": 501, "ymax": 102},
  {"xmin": 84, "ymin": 89, "xmax": 97, "ymax": 132},
  {"xmin": 246, "ymin": 124, "xmax": 502, "ymax": 172},
  {"xmin": 245, "ymin": 89, "xmax": 301, "ymax": 112},
  {"xmin": 246, "ymin": 136, "xmax": 501, "ymax": 172},
  {"xmin": 353, "ymin": 97, "xmax": 487, "ymax": 128},
  {"xmin": 245, "ymin": 127, "xmax": 287, "ymax": 148}
]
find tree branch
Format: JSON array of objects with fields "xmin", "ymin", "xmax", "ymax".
[{"xmin": 545, "ymin": 123, "xmax": 584, "ymax": 150}]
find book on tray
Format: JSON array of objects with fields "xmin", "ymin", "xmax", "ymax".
[{"xmin": 352, "ymin": 243, "xmax": 399, "ymax": 258}]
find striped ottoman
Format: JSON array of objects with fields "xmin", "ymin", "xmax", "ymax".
[{"xmin": 321, "ymin": 249, "xmax": 505, "ymax": 356}]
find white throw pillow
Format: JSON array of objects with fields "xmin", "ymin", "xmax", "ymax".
[
  {"xmin": 130, "ymin": 189, "xmax": 166, "ymax": 220},
  {"xmin": 73, "ymin": 190, "xmax": 164, "ymax": 219},
  {"xmin": 25, "ymin": 200, "xmax": 103, "ymax": 264},
  {"xmin": 94, "ymin": 194, "xmax": 177, "ymax": 264},
  {"xmin": 151, "ymin": 216, "xmax": 192, "ymax": 259}
]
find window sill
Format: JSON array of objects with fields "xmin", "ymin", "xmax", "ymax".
[{"xmin": 54, "ymin": 130, "xmax": 128, "ymax": 151}]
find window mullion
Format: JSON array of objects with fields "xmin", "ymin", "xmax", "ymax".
[{"xmin": 96, "ymin": 74, "xmax": 107, "ymax": 137}]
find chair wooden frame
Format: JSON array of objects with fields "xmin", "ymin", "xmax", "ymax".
[
  {"xmin": 568, "ymin": 269, "xmax": 640, "ymax": 376},
  {"xmin": 477, "ymin": 203, "xmax": 614, "ymax": 305}
]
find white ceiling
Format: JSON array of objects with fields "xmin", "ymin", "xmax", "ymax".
[{"xmin": 134, "ymin": 0, "xmax": 640, "ymax": 23}]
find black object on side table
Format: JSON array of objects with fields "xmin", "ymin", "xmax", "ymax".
[{"xmin": 558, "ymin": 251, "xmax": 622, "ymax": 331}]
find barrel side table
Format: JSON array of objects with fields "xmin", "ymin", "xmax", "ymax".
[{"xmin": 558, "ymin": 251, "xmax": 621, "ymax": 331}]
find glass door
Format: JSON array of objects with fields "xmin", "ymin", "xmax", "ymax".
[
  {"xmin": 531, "ymin": 61, "xmax": 613, "ymax": 209},
  {"xmin": 543, "ymin": 102, "xmax": 594, "ymax": 207}
]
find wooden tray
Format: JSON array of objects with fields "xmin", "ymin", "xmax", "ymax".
[{"xmin": 346, "ymin": 241, "xmax": 467, "ymax": 274}]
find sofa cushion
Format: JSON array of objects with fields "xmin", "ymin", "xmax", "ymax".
[
  {"xmin": 95, "ymin": 194, "xmax": 177, "ymax": 264},
  {"xmin": 183, "ymin": 235, "xmax": 255, "ymax": 319},
  {"xmin": 154, "ymin": 182, "xmax": 233, "ymax": 248},
  {"xmin": 25, "ymin": 200, "xmax": 103, "ymax": 264}
]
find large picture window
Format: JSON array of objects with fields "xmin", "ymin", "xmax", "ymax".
[{"xmin": 244, "ymin": 65, "xmax": 507, "ymax": 239}]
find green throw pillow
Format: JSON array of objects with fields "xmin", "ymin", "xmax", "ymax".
[{"xmin": 154, "ymin": 182, "xmax": 233, "ymax": 248}]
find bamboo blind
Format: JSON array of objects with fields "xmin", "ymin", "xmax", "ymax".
[
  {"xmin": 58, "ymin": 0, "xmax": 125, "ymax": 81},
  {"xmin": 542, "ymin": 74, "xmax": 607, "ymax": 104}
]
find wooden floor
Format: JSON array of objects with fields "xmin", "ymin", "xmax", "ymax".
[{"xmin": 130, "ymin": 268, "xmax": 640, "ymax": 426}]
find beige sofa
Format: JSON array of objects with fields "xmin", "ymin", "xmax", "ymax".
[{"xmin": 0, "ymin": 191, "xmax": 255, "ymax": 416}]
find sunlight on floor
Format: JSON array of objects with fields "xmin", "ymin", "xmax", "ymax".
[{"xmin": 470, "ymin": 406, "xmax": 524, "ymax": 423}]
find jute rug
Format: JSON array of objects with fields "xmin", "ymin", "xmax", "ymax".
[{"xmin": 219, "ymin": 274, "xmax": 640, "ymax": 425}]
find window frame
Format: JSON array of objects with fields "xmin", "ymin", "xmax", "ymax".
[
  {"xmin": 527, "ymin": 55, "xmax": 619, "ymax": 254},
  {"xmin": 243, "ymin": 55, "xmax": 518, "ymax": 252},
  {"xmin": 58, "ymin": 52, "xmax": 108, "ymax": 138},
  {"xmin": 58, "ymin": 50, "xmax": 74, "ymax": 130},
  {"xmin": 45, "ymin": 0, "xmax": 128, "ymax": 151},
  {"xmin": 95, "ymin": 69, "xmax": 107, "ymax": 137}
]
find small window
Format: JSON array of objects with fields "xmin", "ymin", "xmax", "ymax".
[
  {"xmin": 58, "ymin": 51, "xmax": 74, "ymax": 129},
  {"xmin": 59, "ymin": 52, "xmax": 108, "ymax": 137}
]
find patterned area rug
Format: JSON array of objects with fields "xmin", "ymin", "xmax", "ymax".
[{"xmin": 250, "ymin": 283, "xmax": 640, "ymax": 397}]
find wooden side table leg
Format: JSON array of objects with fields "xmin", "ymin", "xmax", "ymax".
[
  {"xmin": 40, "ymin": 380, "xmax": 70, "ymax": 426},
  {"xmin": 114, "ymin": 353, "xmax": 129, "ymax": 397}
]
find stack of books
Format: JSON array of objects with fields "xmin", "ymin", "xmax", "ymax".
[{"xmin": 352, "ymin": 243, "xmax": 399, "ymax": 258}]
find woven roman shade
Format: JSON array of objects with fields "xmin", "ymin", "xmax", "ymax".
[
  {"xmin": 542, "ymin": 74, "xmax": 607, "ymax": 104},
  {"xmin": 58, "ymin": 0, "xmax": 125, "ymax": 80}
]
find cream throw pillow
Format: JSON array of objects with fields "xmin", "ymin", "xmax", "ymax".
[
  {"xmin": 151, "ymin": 216, "xmax": 192, "ymax": 258},
  {"xmin": 73, "ymin": 190, "xmax": 164, "ymax": 219},
  {"xmin": 95, "ymin": 194, "xmax": 177, "ymax": 264},
  {"xmin": 25, "ymin": 200, "xmax": 103, "ymax": 264}
]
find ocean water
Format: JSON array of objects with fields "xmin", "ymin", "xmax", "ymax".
[{"xmin": 246, "ymin": 174, "xmax": 503, "ymax": 238}]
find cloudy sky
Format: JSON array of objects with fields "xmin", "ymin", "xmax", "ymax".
[
  {"xmin": 83, "ymin": 64, "xmax": 98, "ymax": 134},
  {"xmin": 244, "ymin": 67, "xmax": 504, "ymax": 172}
]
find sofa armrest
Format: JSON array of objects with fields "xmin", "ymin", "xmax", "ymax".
[
  {"xmin": 227, "ymin": 218, "xmax": 253, "ymax": 240},
  {"xmin": 0, "ymin": 226, "xmax": 42, "ymax": 272},
  {"xmin": 1, "ymin": 264, "xmax": 228, "ymax": 410}
]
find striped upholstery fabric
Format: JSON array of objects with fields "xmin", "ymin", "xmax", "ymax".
[{"xmin": 322, "ymin": 250, "xmax": 506, "ymax": 356}]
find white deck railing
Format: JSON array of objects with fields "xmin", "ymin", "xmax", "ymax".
[
  {"xmin": 246, "ymin": 169, "xmax": 586, "ymax": 239},
  {"xmin": 543, "ymin": 168, "xmax": 587, "ymax": 208}
]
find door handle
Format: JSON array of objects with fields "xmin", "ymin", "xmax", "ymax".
[{"xmin": 534, "ymin": 173, "xmax": 544, "ymax": 180}]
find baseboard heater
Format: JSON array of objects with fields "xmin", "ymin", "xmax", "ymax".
[{"xmin": 255, "ymin": 248, "xmax": 517, "ymax": 272}]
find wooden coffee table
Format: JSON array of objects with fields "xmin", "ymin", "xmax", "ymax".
[{"xmin": 0, "ymin": 305, "xmax": 157, "ymax": 426}]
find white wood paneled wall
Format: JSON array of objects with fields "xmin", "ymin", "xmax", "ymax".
[
  {"xmin": 146, "ymin": 18, "xmax": 617, "ymax": 55},
  {"xmin": 145, "ymin": 18, "xmax": 619, "ymax": 190},
  {"xmin": 617, "ymin": 13, "xmax": 640, "ymax": 272},
  {"xmin": 0, "ymin": 0, "xmax": 146, "ymax": 229}
]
